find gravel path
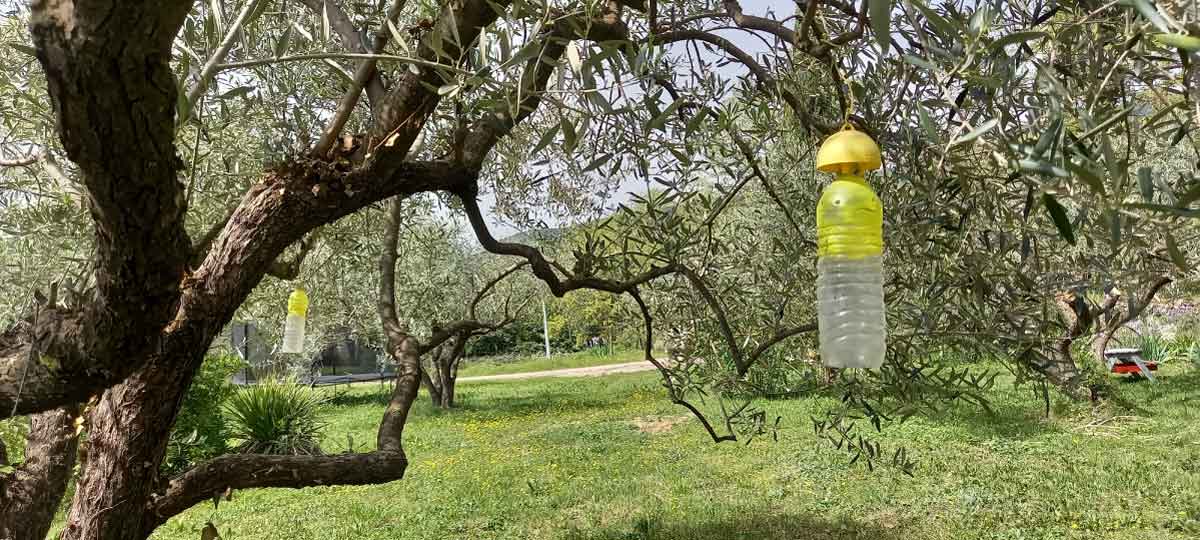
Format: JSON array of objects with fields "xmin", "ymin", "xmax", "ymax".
[{"xmin": 456, "ymin": 361, "xmax": 656, "ymax": 383}]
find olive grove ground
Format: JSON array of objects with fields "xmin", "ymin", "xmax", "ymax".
[{"xmin": 136, "ymin": 366, "xmax": 1200, "ymax": 540}]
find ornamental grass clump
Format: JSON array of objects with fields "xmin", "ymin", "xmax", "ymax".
[{"xmin": 224, "ymin": 380, "xmax": 326, "ymax": 455}]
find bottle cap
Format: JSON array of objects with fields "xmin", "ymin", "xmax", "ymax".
[
  {"xmin": 287, "ymin": 288, "xmax": 309, "ymax": 316},
  {"xmin": 815, "ymin": 125, "xmax": 882, "ymax": 175}
]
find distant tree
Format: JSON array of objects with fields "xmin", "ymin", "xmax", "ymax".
[{"xmin": 377, "ymin": 199, "xmax": 531, "ymax": 408}]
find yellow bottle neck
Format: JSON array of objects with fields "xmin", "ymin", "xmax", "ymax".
[{"xmin": 834, "ymin": 173, "xmax": 868, "ymax": 185}]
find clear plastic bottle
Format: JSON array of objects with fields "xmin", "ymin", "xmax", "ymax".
[
  {"xmin": 282, "ymin": 288, "xmax": 309, "ymax": 353},
  {"xmin": 816, "ymin": 174, "xmax": 886, "ymax": 369}
]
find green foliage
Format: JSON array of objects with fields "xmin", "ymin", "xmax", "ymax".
[
  {"xmin": 468, "ymin": 319, "xmax": 554, "ymax": 357},
  {"xmin": 163, "ymin": 355, "xmax": 244, "ymax": 474},
  {"xmin": 1136, "ymin": 334, "xmax": 1183, "ymax": 364},
  {"xmin": 0, "ymin": 416, "xmax": 29, "ymax": 467},
  {"xmin": 1186, "ymin": 342, "xmax": 1200, "ymax": 371},
  {"xmin": 223, "ymin": 381, "xmax": 326, "ymax": 455}
]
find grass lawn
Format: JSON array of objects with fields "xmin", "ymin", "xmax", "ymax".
[
  {"xmin": 455, "ymin": 349, "xmax": 650, "ymax": 378},
  {"xmin": 151, "ymin": 363, "xmax": 1200, "ymax": 540}
]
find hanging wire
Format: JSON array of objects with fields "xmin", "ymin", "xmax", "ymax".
[{"xmin": 817, "ymin": 7, "xmax": 856, "ymax": 129}]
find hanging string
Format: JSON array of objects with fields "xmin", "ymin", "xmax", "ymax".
[{"xmin": 817, "ymin": 7, "xmax": 855, "ymax": 129}]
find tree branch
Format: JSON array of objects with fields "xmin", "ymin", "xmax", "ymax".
[
  {"xmin": 460, "ymin": 12, "xmax": 630, "ymax": 167},
  {"xmin": 725, "ymin": 124, "xmax": 808, "ymax": 242},
  {"xmin": 744, "ymin": 323, "xmax": 818, "ymax": 373},
  {"xmin": 653, "ymin": 30, "xmax": 837, "ymax": 134},
  {"xmin": 368, "ymin": 0, "xmax": 512, "ymax": 156},
  {"xmin": 459, "ymin": 194, "xmax": 677, "ymax": 297},
  {"xmin": 313, "ymin": 0, "xmax": 410, "ymax": 157},
  {"xmin": 378, "ymin": 197, "xmax": 405, "ymax": 338},
  {"xmin": 721, "ymin": 0, "xmax": 797, "ymax": 44},
  {"xmin": 628, "ymin": 288, "xmax": 736, "ymax": 443},
  {"xmin": 469, "ymin": 262, "xmax": 530, "ymax": 319},
  {"xmin": 266, "ymin": 232, "xmax": 320, "ymax": 280},
  {"xmin": 296, "ymin": 0, "xmax": 387, "ymax": 105},
  {"xmin": 420, "ymin": 262, "xmax": 530, "ymax": 354},
  {"xmin": 828, "ymin": 0, "xmax": 868, "ymax": 47},
  {"xmin": 678, "ymin": 266, "xmax": 744, "ymax": 371}
]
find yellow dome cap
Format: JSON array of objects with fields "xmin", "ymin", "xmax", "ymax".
[{"xmin": 815, "ymin": 126, "xmax": 881, "ymax": 175}]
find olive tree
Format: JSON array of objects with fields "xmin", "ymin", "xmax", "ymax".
[
  {"xmin": 377, "ymin": 198, "xmax": 532, "ymax": 408},
  {"xmin": 0, "ymin": 1, "xmax": 1198, "ymax": 539}
]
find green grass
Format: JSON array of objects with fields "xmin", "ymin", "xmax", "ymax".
[
  {"xmin": 455, "ymin": 348, "xmax": 649, "ymax": 378},
  {"xmin": 150, "ymin": 363, "xmax": 1200, "ymax": 540}
]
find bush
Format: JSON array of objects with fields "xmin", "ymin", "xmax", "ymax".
[
  {"xmin": 1135, "ymin": 334, "xmax": 1182, "ymax": 364},
  {"xmin": 224, "ymin": 381, "xmax": 326, "ymax": 455},
  {"xmin": 162, "ymin": 355, "xmax": 243, "ymax": 474}
]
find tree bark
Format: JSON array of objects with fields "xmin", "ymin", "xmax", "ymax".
[
  {"xmin": 59, "ymin": 336, "xmax": 211, "ymax": 540},
  {"xmin": 0, "ymin": 405, "xmax": 79, "ymax": 540},
  {"xmin": 419, "ymin": 363, "xmax": 442, "ymax": 407},
  {"xmin": 1, "ymin": 1, "xmax": 195, "ymax": 418},
  {"xmin": 430, "ymin": 335, "xmax": 466, "ymax": 409}
]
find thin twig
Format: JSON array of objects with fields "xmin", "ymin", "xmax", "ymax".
[
  {"xmin": 217, "ymin": 52, "xmax": 469, "ymax": 75},
  {"xmin": 186, "ymin": 0, "xmax": 267, "ymax": 107}
]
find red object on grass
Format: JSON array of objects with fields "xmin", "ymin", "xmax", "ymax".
[{"xmin": 1111, "ymin": 362, "xmax": 1157, "ymax": 374}]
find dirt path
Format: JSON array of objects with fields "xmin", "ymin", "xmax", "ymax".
[{"xmin": 457, "ymin": 361, "xmax": 656, "ymax": 383}]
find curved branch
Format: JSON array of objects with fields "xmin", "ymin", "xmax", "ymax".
[
  {"xmin": 628, "ymin": 288, "xmax": 736, "ymax": 443},
  {"xmin": 469, "ymin": 262, "xmax": 530, "ymax": 319},
  {"xmin": 653, "ymin": 30, "xmax": 837, "ymax": 134},
  {"xmin": 678, "ymin": 267, "xmax": 743, "ymax": 372},
  {"xmin": 151, "ymin": 448, "xmax": 406, "ymax": 529},
  {"xmin": 459, "ymin": 194, "xmax": 677, "ymax": 297},
  {"xmin": 655, "ymin": 29, "xmax": 773, "ymax": 87},
  {"xmin": 368, "ymin": 0, "xmax": 511, "ymax": 155},
  {"xmin": 378, "ymin": 198, "xmax": 405, "ymax": 337},
  {"xmin": 724, "ymin": 124, "xmax": 807, "ymax": 241},
  {"xmin": 744, "ymin": 323, "xmax": 818, "ymax": 373},
  {"xmin": 721, "ymin": 0, "xmax": 797, "ymax": 43}
]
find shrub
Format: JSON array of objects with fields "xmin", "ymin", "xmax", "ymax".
[
  {"xmin": 224, "ymin": 381, "xmax": 326, "ymax": 455},
  {"xmin": 162, "ymin": 355, "xmax": 243, "ymax": 474},
  {"xmin": 1135, "ymin": 334, "xmax": 1181, "ymax": 364}
]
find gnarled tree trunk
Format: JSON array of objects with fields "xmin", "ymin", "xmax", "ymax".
[
  {"xmin": 0, "ymin": 405, "xmax": 79, "ymax": 540},
  {"xmin": 1037, "ymin": 278, "xmax": 1174, "ymax": 401},
  {"xmin": 424, "ymin": 334, "xmax": 467, "ymax": 408},
  {"xmin": 58, "ymin": 356, "xmax": 198, "ymax": 540}
]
